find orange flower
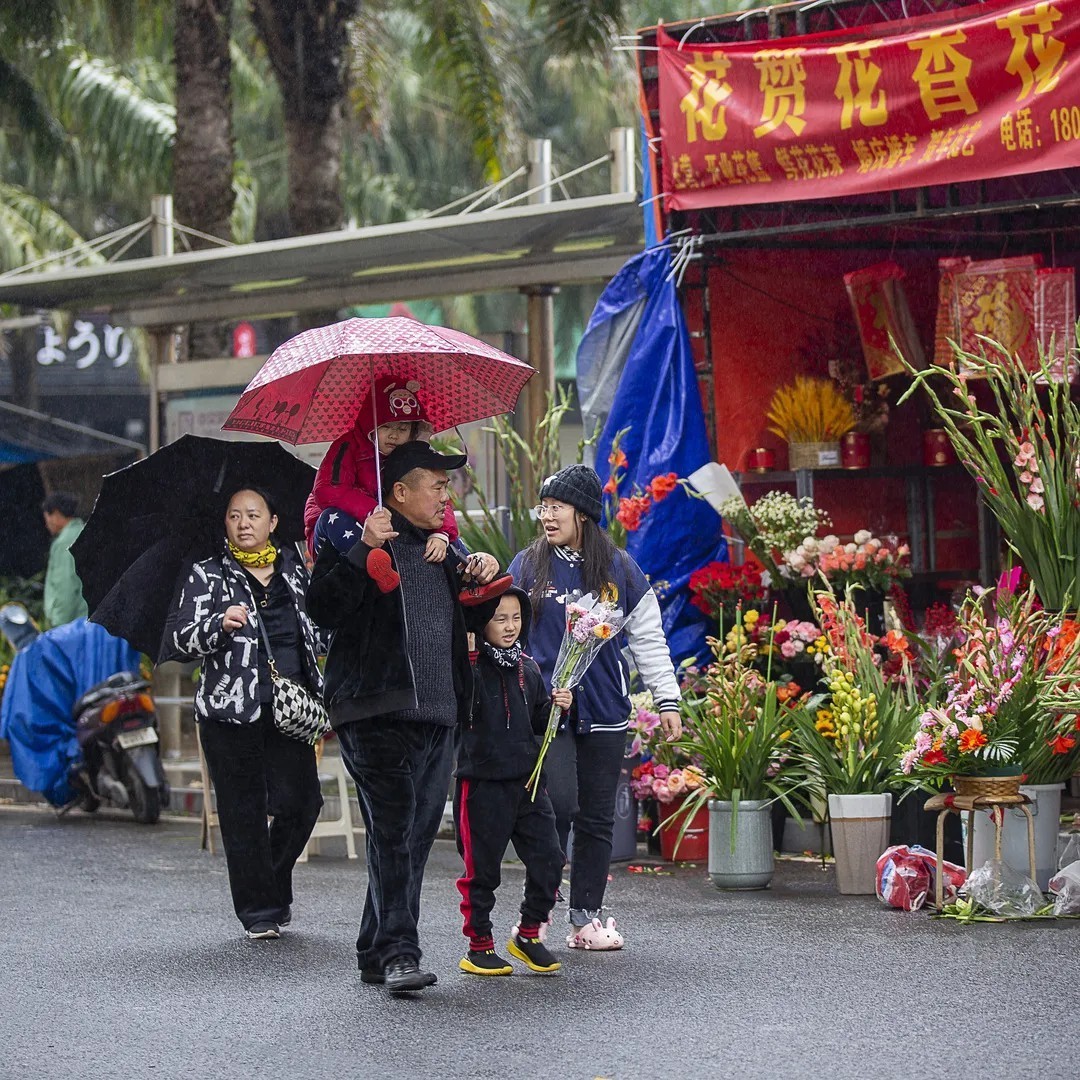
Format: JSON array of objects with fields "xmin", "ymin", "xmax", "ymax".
[
  {"xmin": 647, "ymin": 472, "xmax": 678, "ymax": 502},
  {"xmin": 1047, "ymin": 620, "xmax": 1080, "ymax": 673},
  {"xmin": 882, "ymin": 630, "xmax": 911, "ymax": 656},
  {"xmin": 603, "ymin": 476, "xmax": 618, "ymax": 495},
  {"xmin": 1049, "ymin": 734, "xmax": 1077, "ymax": 755},
  {"xmin": 958, "ymin": 728, "xmax": 988, "ymax": 753},
  {"xmin": 609, "ymin": 449, "xmax": 628, "ymax": 470}
]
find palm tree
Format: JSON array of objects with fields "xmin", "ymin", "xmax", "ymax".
[{"xmin": 174, "ymin": 0, "xmax": 235, "ymax": 253}]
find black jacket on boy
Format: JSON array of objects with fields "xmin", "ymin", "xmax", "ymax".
[{"xmin": 457, "ymin": 588, "xmax": 550, "ymax": 781}]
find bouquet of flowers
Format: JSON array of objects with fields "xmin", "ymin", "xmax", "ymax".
[
  {"xmin": 629, "ymin": 759, "xmax": 707, "ymax": 803},
  {"xmin": 900, "ymin": 339, "xmax": 1080, "ymax": 611},
  {"xmin": 900, "ymin": 587, "xmax": 1080, "ymax": 785},
  {"xmin": 766, "ymin": 376, "xmax": 855, "ymax": 443},
  {"xmin": 720, "ymin": 491, "xmax": 831, "ymax": 580},
  {"xmin": 669, "ymin": 620, "xmax": 818, "ymax": 844},
  {"xmin": 781, "ymin": 530, "xmax": 911, "ymax": 593},
  {"xmin": 791, "ymin": 593, "xmax": 923, "ymax": 797},
  {"xmin": 688, "ymin": 560, "xmax": 767, "ymax": 630},
  {"xmin": 526, "ymin": 593, "xmax": 627, "ymax": 796}
]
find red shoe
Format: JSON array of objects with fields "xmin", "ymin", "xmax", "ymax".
[
  {"xmin": 458, "ymin": 574, "xmax": 513, "ymax": 607},
  {"xmin": 366, "ymin": 548, "xmax": 400, "ymax": 594}
]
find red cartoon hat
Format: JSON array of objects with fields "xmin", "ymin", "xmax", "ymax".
[{"xmin": 360, "ymin": 376, "xmax": 431, "ymax": 434}]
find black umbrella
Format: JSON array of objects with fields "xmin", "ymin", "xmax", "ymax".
[{"xmin": 72, "ymin": 435, "xmax": 315, "ymax": 661}]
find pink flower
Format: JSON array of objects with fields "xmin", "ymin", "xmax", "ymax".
[
  {"xmin": 900, "ymin": 749, "xmax": 919, "ymax": 775},
  {"xmin": 652, "ymin": 763, "xmax": 670, "ymax": 780},
  {"xmin": 652, "ymin": 777, "xmax": 674, "ymax": 803},
  {"xmin": 667, "ymin": 770, "xmax": 686, "ymax": 795},
  {"xmin": 780, "ymin": 640, "xmax": 798, "ymax": 659},
  {"xmin": 1027, "ymin": 492, "xmax": 1045, "ymax": 512},
  {"xmin": 915, "ymin": 731, "xmax": 932, "ymax": 754}
]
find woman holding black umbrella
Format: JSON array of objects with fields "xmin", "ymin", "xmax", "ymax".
[{"xmin": 172, "ymin": 485, "xmax": 323, "ymax": 940}]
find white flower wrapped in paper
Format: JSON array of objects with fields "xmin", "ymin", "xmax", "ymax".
[{"xmin": 525, "ymin": 592, "xmax": 627, "ymax": 798}]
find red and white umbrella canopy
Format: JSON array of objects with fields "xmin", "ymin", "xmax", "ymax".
[{"xmin": 222, "ymin": 317, "xmax": 535, "ymax": 445}]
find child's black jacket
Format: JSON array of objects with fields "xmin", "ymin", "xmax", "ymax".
[{"xmin": 456, "ymin": 587, "xmax": 551, "ymax": 781}]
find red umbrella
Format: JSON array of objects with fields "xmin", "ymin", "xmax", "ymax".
[{"xmin": 221, "ymin": 317, "xmax": 535, "ymax": 446}]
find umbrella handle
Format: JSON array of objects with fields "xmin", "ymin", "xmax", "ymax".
[{"xmin": 371, "ymin": 358, "xmax": 382, "ymax": 510}]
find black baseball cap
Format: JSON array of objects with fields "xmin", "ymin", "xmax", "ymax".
[{"xmin": 381, "ymin": 441, "xmax": 468, "ymax": 493}]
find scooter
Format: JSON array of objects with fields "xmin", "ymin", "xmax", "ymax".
[
  {"xmin": 70, "ymin": 672, "xmax": 171, "ymax": 824},
  {"xmin": 0, "ymin": 602, "xmax": 40, "ymax": 653}
]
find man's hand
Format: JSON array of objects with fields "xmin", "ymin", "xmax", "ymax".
[
  {"xmin": 462, "ymin": 551, "xmax": 499, "ymax": 585},
  {"xmin": 362, "ymin": 507, "xmax": 398, "ymax": 549},
  {"xmin": 660, "ymin": 710, "xmax": 682, "ymax": 741},
  {"xmin": 223, "ymin": 604, "xmax": 249, "ymax": 634},
  {"xmin": 423, "ymin": 534, "xmax": 449, "ymax": 563}
]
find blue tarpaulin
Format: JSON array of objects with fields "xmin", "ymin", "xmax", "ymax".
[
  {"xmin": 0, "ymin": 618, "xmax": 141, "ymax": 805},
  {"xmin": 577, "ymin": 246, "xmax": 727, "ymax": 665}
]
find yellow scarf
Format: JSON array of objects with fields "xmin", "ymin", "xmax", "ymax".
[{"xmin": 227, "ymin": 540, "xmax": 278, "ymax": 568}]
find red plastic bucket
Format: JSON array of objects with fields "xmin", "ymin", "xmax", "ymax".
[{"xmin": 657, "ymin": 797, "xmax": 710, "ymax": 862}]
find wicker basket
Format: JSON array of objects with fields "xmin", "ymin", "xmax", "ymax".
[
  {"xmin": 788, "ymin": 441, "xmax": 841, "ymax": 470},
  {"xmin": 952, "ymin": 774, "xmax": 1023, "ymax": 799}
]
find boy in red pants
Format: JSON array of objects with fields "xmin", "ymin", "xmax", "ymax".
[{"xmin": 455, "ymin": 588, "xmax": 569, "ymax": 976}]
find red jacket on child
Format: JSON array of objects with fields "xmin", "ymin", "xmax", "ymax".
[{"xmin": 304, "ymin": 428, "xmax": 459, "ymax": 555}]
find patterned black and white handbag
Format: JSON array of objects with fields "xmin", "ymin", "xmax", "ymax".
[{"xmin": 256, "ymin": 613, "xmax": 330, "ymax": 745}]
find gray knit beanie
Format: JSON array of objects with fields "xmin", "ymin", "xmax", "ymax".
[{"xmin": 539, "ymin": 464, "xmax": 603, "ymax": 523}]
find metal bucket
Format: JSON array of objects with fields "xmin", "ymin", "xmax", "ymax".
[{"xmin": 708, "ymin": 799, "xmax": 774, "ymax": 889}]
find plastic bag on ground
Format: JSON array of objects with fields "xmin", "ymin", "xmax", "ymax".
[
  {"xmin": 1048, "ymin": 861, "xmax": 1080, "ymax": 916},
  {"xmin": 876, "ymin": 844, "xmax": 966, "ymax": 911},
  {"xmin": 1058, "ymin": 834, "xmax": 1080, "ymax": 871},
  {"xmin": 962, "ymin": 859, "xmax": 1043, "ymax": 917}
]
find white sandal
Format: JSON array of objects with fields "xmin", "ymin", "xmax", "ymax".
[{"xmin": 566, "ymin": 917, "xmax": 624, "ymax": 951}]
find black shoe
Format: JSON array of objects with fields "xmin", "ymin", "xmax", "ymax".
[
  {"xmin": 506, "ymin": 932, "xmax": 561, "ymax": 973},
  {"xmin": 458, "ymin": 949, "xmax": 513, "ymax": 976},
  {"xmin": 245, "ymin": 922, "xmax": 280, "ymax": 940},
  {"xmin": 384, "ymin": 957, "xmax": 437, "ymax": 993},
  {"xmin": 359, "ymin": 968, "xmax": 385, "ymax": 985}
]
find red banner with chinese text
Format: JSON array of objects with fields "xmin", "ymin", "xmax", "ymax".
[{"xmin": 657, "ymin": 0, "xmax": 1080, "ymax": 210}]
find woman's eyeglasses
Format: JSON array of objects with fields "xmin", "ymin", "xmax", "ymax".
[{"xmin": 533, "ymin": 504, "xmax": 566, "ymax": 519}]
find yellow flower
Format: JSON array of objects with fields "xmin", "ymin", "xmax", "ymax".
[
  {"xmin": 744, "ymin": 609, "xmax": 759, "ymax": 625},
  {"xmin": 594, "ymin": 624, "xmax": 615, "ymax": 640}
]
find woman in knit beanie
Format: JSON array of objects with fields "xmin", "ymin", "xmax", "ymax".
[{"xmin": 508, "ymin": 464, "xmax": 681, "ymax": 951}]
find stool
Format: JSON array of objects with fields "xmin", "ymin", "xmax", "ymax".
[
  {"xmin": 924, "ymin": 792, "xmax": 1036, "ymax": 910},
  {"xmin": 196, "ymin": 723, "xmax": 220, "ymax": 854},
  {"xmin": 299, "ymin": 750, "xmax": 358, "ymax": 861}
]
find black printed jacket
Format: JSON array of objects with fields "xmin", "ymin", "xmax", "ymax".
[{"xmin": 172, "ymin": 547, "xmax": 323, "ymax": 724}]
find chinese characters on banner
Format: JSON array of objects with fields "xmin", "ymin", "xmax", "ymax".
[
  {"xmin": 36, "ymin": 320, "xmax": 132, "ymax": 370},
  {"xmin": 657, "ymin": 0, "xmax": 1080, "ymax": 210}
]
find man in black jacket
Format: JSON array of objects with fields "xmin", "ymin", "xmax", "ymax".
[{"xmin": 306, "ymin": 441, "xmax": 500, "ymax": 994}]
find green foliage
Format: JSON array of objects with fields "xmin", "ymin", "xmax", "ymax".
[
  {"xmin": 0, "ymin": 573, "xmax": 45, "ymax": 670},
  {"xmin": 436, "ymin": 386, "xmax": 597, "ymax": 567},
  {"xmin": 899, "ymin": 329, "xmax": 1080, "ymax": 612}
]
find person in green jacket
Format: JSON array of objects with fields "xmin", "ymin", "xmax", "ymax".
[{"xmin": 41, "ymin": 492, "xmax": 88, "ymax": 628}]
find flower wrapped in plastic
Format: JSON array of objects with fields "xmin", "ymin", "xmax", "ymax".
[{"xmin": 525, "ymin": 592, "xmax": 626, "ymax": 798}]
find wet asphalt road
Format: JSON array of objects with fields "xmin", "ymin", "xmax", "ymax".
[{"xmin": 1, "ymin": 807, "xmax": 1077, "ymax": 1080}]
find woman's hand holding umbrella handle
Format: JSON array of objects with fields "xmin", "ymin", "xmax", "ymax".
[
  {"xmin": 362, "ymin": 508, "xmax": 398, "ymax": 549},
  {"xmin": 223, "ymin": 604, "xmax": 249, "ymax": 634}
]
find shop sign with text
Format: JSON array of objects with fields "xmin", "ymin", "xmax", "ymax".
[{"xmin": 657, "ymin": 0, "xmax": 1080, "ymax": 209}]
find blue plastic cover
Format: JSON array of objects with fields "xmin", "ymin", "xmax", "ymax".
[
  {"xmin": 578, "ymin": 246, "xmax": 728, "ymax": 665},
  {"xmin": 0, "ymin": 618, "xmax": 141, "ymax": 805}
]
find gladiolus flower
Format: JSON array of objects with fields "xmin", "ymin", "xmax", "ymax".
[
  {"xmin": 603, "ymin": 476, "xmax": 618, "ymax": 495},
  {"xmin": 1049, "ymin": 734, "xmax": 1076, "ymax": 755},
  {"xmin": 609, "ymin": 449, "xmax": 628, "ymax": 469},
  {"xmin": 647, "ymin": 473, "xmax": 678, "ymax": 502}
]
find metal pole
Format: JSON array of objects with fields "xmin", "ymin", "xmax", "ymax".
[
  {"xmin": 527, "ymin": 139, "xmax": 552, "ymax": 205},
  {"xmin": 147, "ymin": 195, "xmax": 174, "ymax": 455},
  {"xmin": 522, "ymin": 140, "xmax": 557, "ymax": 495},
  {"xmin": 148, "ymin": 194, "xmax": 182, "ymax": 759},
  {"xmin": 609, "ymin": 127, "xmax": 635, "ymax": 194}
]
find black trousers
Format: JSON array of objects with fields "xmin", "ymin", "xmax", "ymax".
[
  {"xmin": 199, "ymin": 707, "xmax": 323, "ymax": 930},
  {"xmin": 453, "ymin": 776, "xmax": 563, "ymax": 948},
  {"xmin": 336, "ymin": 719, "xmax": 453, "ymax": 970},
  {"xmin": 543, "ymin": 727, "xmax": 626, "ymax": 924}
]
